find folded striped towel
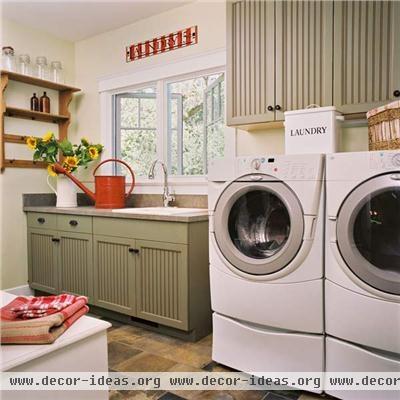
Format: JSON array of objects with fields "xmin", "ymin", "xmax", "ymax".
[
  {"xmin": 5, "ymin": 294, "xmax": 87, "ymax": 319},
  {"xmin": 1, "ymin": 296, "xmax": 89, "ymax": 344}
]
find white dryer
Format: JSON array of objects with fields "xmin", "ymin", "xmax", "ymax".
[
  {"xmin": 208, "ymin": 154, "xmax": 325, "ymax": 374},
  {"xmin": 325, "ymin": 151, "xmax": 400, "ymax": 399}
]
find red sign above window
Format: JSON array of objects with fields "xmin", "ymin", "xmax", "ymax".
[{"xmin": 126, "ymin": 26, "xmax": 198, "ymax": 63}]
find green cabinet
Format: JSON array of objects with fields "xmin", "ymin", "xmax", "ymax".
[
  {"xmin": 28, "ymin": 228, "xmax": 59, "ymax": 294},
  {"xmin": 227, "ymin": 0, "xmax": 400, "ymax": 126},
  {"xmin": 333, "ymin": 0, "xmax": 400, "ymax": 114},
  {"xmin": 136, "ymin": 240, "xmax": 188, "ymax": 330},
  {"xmin": 59, "ymin": 232, "xmax": 93, "ymax": 299},
  {"xmin": 227, "ymin": 0, "xmax": 333, "ymax": 125},
  {"xmin": 27, "ymin": 212, "xmax": 210, "ymax": 338},
  {"xmin": 93, "ymin": 235, "xmax": 136, "ymax": 315}
]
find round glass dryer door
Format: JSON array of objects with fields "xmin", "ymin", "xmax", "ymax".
[
  {"xmin": 337, "ymin": 173, "xmax": 400, "ymax": 295},
  {"xmin": 213, "ymin": 178, "xmax": 304, "ymax": 275}
]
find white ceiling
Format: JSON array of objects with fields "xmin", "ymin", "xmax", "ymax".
[{"xmin": 1, "ymin": 0, "xmax": 193, "ymax": 42}]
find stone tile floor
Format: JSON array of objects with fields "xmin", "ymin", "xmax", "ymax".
[{"xmin": 103, "ymin": 318, "xmax": 329, "ymax": 400}]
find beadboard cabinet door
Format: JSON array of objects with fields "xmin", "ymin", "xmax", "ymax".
[
  {"xmin": 227, "ymin": 0, "xmax": 276, "ymax": 125},
  {"xmin": 136, "ymin": 240, "xmax": 188, "ymax": 330},
  {"xmin": 27, "ymin": 228, "xmax": 59, "ymax": 294},
  {"xmin": 93, "ymin": 235, "xmax": 136, "ymax": 315},
  {"xmin": 333, "ymin": 1, "xmax": 400, "ymax": 114},
  {"xmin": 59, "ymin": 232, "xmax": 93, "ymax": 300},
  {"xmin": 275, "ymin": 0, "xmax": 333, "ymax": 119}
]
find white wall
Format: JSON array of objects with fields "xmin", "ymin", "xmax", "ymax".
[{"xmin": 0, "ymin": 19, "xmax": 75, "ymax": 289}]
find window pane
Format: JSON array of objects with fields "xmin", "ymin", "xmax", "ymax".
[
  {"xmin": 121, "ymin": 129, "xmax": 156, "ymax": 177},
  {"xmin": 167, "ymin": 72, "xmax": 224, "ymax": 176},
  {"xmin": 117, "ymin": 87, "xmax": 156, "ymax": 177}
]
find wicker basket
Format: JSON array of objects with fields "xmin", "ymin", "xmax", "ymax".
[{"xmin": 367, "ymin": 100, "xmax": 400, "ymax": 150}]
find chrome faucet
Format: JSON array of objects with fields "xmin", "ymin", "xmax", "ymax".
[{"xmin": 148, "ymin": 160, "xmax": 175, "ymax": 207}]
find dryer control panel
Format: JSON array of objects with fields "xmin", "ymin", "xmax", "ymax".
[{"xmin": 236, "ymin": 155, "xmax": 323, "ymax": 180}]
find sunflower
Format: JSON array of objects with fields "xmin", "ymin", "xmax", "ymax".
[
  {"xmin": 42, "ymin": 131, "xmax": 54, "ymax": 143},
  {"xmin": 47, "ymin": 164, "xmax": 57, "ymax": 177},
  {"xmin": 26, "ymin": 136, "xmax": 37, "ymax": 150},
  {"xmin": 88, "ymin": 146, "xmax": 99, "ymax": 159},
  {"xmin": 64, "ymin": 156, "xmax": 79, "ymax": 169},
  {"xmin": 62, "ymin": 163, "xmax": 72, "ymax": 173}
]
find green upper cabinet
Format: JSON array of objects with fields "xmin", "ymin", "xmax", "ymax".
[
  {"xmin": 59, "ymin": 232, "xmax": 93, "ymax": 300},
  {"xmin": 226, "ymin": 0, "xmax": 400, "ymax": 126},
  {"xmin": 333, "ymin": 0, "xmax": 400, "ymax": 114},
  {"xmin": 275, "ymin": 0, "xmax": 333, "ymax": 120},
  {"xmin": 227, "ymin": 0, "xmax": 276, "ymax": 125},
  {"xmin": 28, "ymin": 228, "xmax": 59, "ymax": 294}
]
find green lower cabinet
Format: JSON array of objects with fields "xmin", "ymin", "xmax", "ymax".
[
  {"xmin": 59, "ymin": 232, "xmax": 93, "ymax": 300},
  {"xmin": 93, "ymin": 235, "xmax": 136, "ymax": 315},
  {"xmin": 27, "ymin": 228, "xmax": 59, "ymax": 294},
  {"xmin": 136, "ymin": 240, "xmax": 188, "ymax": 330}
]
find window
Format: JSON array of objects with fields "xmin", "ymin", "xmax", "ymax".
[{"xmin": 113, "ymin": 71, "xmax": 225, "ymax": 178}]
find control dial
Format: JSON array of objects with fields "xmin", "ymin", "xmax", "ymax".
[
  {"xmin": 251, "ymin": 158, "xmax": 261, "ymax": 170},
  {"xmin": 392, "ymin": 153, "xmax": 400, "ymax": 167}
]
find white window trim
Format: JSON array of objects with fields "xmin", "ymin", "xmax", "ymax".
[{"xmin": 99, "ymin": 48, "xmax": 235, "ymax": 195}]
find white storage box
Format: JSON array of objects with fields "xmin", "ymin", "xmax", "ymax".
[{"xmin": 284, "ymin": 106, "xmax": 343, "ymax": 154}]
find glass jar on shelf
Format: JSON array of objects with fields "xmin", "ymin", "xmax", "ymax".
[
  {"xmin": 18, "ymin": 54, "xmax": 31, "ymax": 75},
  {"xmin": 50, "ymin": 61, "xmax": 64, "ymax": 83},
  {"xmin": 35, "ymin": 56, "xmax": 48, "ymax": 80},
  {"xmin": 2, "ymin": 46, "xmax": 16, "ymax": 72}
]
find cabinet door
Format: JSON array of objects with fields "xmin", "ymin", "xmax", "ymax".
[
  {"xmin": 136, "ymin": 240, "xmax": 188, "ymax": 330},
  {"xmin": 333, "ymin": 1, "xmax": 400, "ymax": 113},
  {"xmin": 226, "ymin": 0, "xmax": 275, "ymax": 125},
  {"xmin": 59, "ymin": 232, "xmax": 93, "ymax": 300},
  {"xmin": 27, "ymin": 228, "xmax": 58, "ymax": 294},
  {"xmin": 275, "ymin": 0, "xmax": 333, "ymax": 119},
  {"xmin": 93, "ymin": 235, "xmax": 136, "ymax": 315}
]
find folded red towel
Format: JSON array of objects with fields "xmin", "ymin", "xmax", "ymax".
[
  {"xmin": 1, "ymin": 296, "xmax": 89, "ymax": 344},
  {"xmin": 1, "ymin": 294, "xmax": 88, "ymax": 320}
]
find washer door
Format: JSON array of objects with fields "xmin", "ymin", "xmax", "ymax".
[
  {"xmin": 337, "ymin": 173, "xmax": 400, "ymax": 295},
  {"xmin": 214, "ymin": 178, "xmax": 304, "ymax": 275}
]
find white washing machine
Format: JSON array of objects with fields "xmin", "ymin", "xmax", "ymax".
[
  {"xmin": 325, "ymin": 151, "xmax": 400, "ymax": 400},
  {"xmin": 208, "ymin": 154, "xmax": 325, "ymax": 374}
]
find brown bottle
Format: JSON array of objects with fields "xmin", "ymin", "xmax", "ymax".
[
  {"xmin": 30, "ymin": 93, "xmax": 39, "ymax": 111},
  {"xmin": 39, "ymin": 91, "xmax": 50, "ymax": 113}
]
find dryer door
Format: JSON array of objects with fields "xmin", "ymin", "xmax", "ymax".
[
  {"xmin": 213, "ymin": 176, "xmax": 304, "ymax": 275},
  {"xmin": 337, "ymin": 173, "xmax": 400, "ymax": 295}
]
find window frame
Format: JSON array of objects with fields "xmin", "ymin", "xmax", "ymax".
[{"xmin": 99, "ymin": 49, "xmax": 235, "ymax": 194}]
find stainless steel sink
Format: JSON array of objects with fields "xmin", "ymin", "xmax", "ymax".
[{"xmin": 111, "ymin": 207, "xmax": 207, "ymax": 215}]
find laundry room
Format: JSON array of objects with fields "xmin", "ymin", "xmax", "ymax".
[{"xmin": 0, "ymin": 1, "xmax": 399, "ymax": 400}]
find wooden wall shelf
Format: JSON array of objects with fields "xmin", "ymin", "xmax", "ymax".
[
  {"xmin": 1, "ymin": 70, "xmax": 80, "ymax": 93},
  {"xmin": 0, "ymin": 70, "xmax": 81, "ymax": 172},
  {"xmin": 5, "ymin": 106, "xmax": 69, "ymax": 123}
]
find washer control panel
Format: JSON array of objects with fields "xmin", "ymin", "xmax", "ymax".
[
  {"xmin": 369, "ymin": 152, "xmax": 400, "ymax": 170},
  {"xmin": 236, "ymin": 156, "xmax": 320, "ymax": 180}
]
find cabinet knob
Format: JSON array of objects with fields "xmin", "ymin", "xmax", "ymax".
[
  {"xmin": 69, "ymin": 220, "xmax": 78, "ymax": 226},
  {"xmin": 267, "ymin": 105, "xmax": 274, "ymax": 111},
  {"xmin": 128, "ymin": 248, "xmax": 139, "ymax": 254},
  {"xmin": 275, "ymin": 105, "xmax": 281, "ymax": 111},
  {"xmin": 37, "ymin": 217, "xmax": 45, "ymax": 224},
  {"xmin": 394, "ymin": 90, "xmax": 400, "ymax": 98},
  {"xmin": 51, "ymin": 238, "xmax": 60, "ymax": 242}
]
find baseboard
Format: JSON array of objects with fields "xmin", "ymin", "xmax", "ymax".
[{"xmin": 5, "ymin": 284, "xmax": 34, "ymax": 296}]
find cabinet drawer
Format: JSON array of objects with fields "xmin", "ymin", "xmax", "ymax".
[
  {"xmin": 93, "ymin": 217, "xmax": 189, "ymax": 244},
  {"xmin": 27, "ymin": 212, "xmax": 57, "ymax": 230},
  {"xmin": 57, "ymin": 215, "xmax": 92, "ymax": 234}
]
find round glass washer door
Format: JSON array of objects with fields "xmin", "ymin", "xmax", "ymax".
[
  {"xmin": 213, "ymin": 177, "xmax": 304, "ymax": 275},
  {"xmin": 337, "ymin": 173, "xmax": 400, "ymax": 295}
]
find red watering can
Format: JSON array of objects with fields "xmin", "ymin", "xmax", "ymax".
[{"xmin": 54, "ymin": 158, "xmax": 135, "ymax": 209}]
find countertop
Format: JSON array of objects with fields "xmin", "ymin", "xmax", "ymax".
[
  {"xmin": 23, "ymin": 206, "xmax": 209, "ymax": 223},
  {"xmin": 1, "ymin": 291, "xmax": 111, "ymax": 371}
]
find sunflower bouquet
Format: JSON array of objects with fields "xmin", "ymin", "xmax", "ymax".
[{"xmin": 27, "ymin": 132, "xmax": 104, "ymax": 176}]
